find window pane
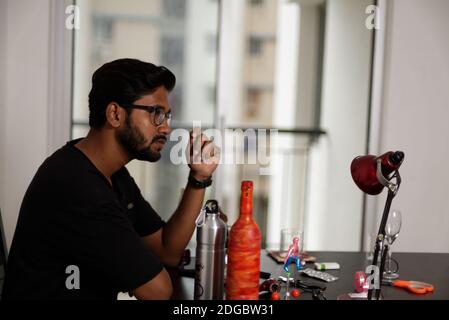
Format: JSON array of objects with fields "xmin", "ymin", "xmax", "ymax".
[{"xmin": 217, "ymin": 0, "xmax": 280, "ymax": 249}]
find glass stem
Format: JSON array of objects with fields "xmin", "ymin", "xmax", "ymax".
[{"xmin": 388, "ymin": 248, "xmax": 392, "ymax": 273}]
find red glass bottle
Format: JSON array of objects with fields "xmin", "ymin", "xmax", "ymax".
[{"xmin": 226, "ymin": 181, "xmax": 261, "ymax": 300}]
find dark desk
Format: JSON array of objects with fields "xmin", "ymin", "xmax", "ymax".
[{"xmin": 172, "ymin": 251, "xmax": 449, "ymax": 300}]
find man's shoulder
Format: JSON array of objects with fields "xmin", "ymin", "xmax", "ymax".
[
  {"xmin": 33, "ymin": 141, "xmax": 111, "ymax": 194},
  {"xmin": 39, "ymin": 143, "xmax": 90, "ymax": 175}
]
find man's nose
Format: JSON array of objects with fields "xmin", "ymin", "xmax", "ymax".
[{"xmin": 158, "ymin": 119, "xmax": 171, "ymax": 135}]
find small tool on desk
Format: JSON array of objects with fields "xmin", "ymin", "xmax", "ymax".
[
  {"xmin": 277, "ymin": 276, "xmax": 327, "ymax": 300},
  {"xmin": 387, "ymin": 280, "xmax": 434, "ymax": 294}
]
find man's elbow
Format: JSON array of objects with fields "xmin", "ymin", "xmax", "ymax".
[
  {"xmin": 153, "ymin": 278, "xmax": 173, "ymax": 300},
  {"xmin": 157, "ymin": 280, "xmax": 173, "ymax": 300},
  {"xmin": 132, "ymin": 268, "xmax": 173, "ymax": 300}
]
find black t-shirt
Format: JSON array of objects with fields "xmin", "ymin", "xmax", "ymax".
[{"xmin": 2, "ymin": 139, "xmax": 165, "ymax": 300}]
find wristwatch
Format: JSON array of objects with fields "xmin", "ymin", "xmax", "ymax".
[{"xmin": 188, "ymin": 173, "xmax": 213, "ymax": 189}]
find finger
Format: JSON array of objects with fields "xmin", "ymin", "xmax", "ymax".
[
  {"xmin": 204, "ymin": 140, "xmax": 220, "ymax": 161},
  {"xmin": 202, "ymin": 141, "xmax": 220, "ymax": 165},
  {"xmin": 190, "ymin": 132, "xmax": 208, "ymax": 147},
  {"xmin": 190, "ymin": 133, "xmax": 203, "ymax": 163},
  {"xmin": 192, "ymin": 133, "xmax": 210, "ymax": 154},
  {"xmin": 192, "ymin": 135, "xmax": 208, "ymax": 165},
  {"xmin": 190, "ymin": 128, "xmax": 203, "ymax": 143},
  {"xmin": 201, "ymin": 140, "xmax": 214, "ymax": 156}
]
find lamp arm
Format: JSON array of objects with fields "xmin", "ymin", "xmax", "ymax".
[
  {"xmin": 377, "ymin": 243, "xmax": 390, "ymax": 300},
  {"xmin": 368, "ymin": 188, "xmax": 396, "ymax": 300}
]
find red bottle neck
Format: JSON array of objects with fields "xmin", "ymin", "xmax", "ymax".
[{"xmin": 239, "ymin": 188, "xmax": 253, "ymax": 220}]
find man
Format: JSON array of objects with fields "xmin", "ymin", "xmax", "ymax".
[{"xmin": 2, "ymin": 59, "xmax": 219, "ymax": 300}]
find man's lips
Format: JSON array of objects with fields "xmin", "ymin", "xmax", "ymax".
[{"xmin": 152, "ymin": 137, "xmax": 167, "ymax": 146}]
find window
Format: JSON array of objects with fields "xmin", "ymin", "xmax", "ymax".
[
  {"xmin": 92, "ymin": 17, "xmax": 114, "ymax": 42},
  {"xmin": 91, "ymin": 17, "xmax": 114, "ymax": 66},
  {"xmin": 163, "ymin": 0, "xmax": 186, "ymax": 19},
  {"xmin": 160, "ymin": 36, "xmax": 184, "ymax": 66},
  {"xmin": 249, "ymin": 36, "xmax": 263, "ymax": 57},
  {"xmin": 250, "ymin": 0, "xmax": 264, "ymax": 7},
  {"xmin": 247, "ymin": 88, "xmax": 262, "ymax": 118}
]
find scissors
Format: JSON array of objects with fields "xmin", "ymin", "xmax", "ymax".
[{"xmin": 390, "ymin": 280, "xmax": 434, "ymax": 294}]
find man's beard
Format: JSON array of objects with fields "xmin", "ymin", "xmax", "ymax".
[{"xmin": 116, "ymin": 116, "xmax": 165, "ymax": 162}]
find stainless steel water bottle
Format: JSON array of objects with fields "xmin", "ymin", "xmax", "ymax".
[{"xmin": 194, "ymin": 200, "xmax": 227, "ymax": 300}]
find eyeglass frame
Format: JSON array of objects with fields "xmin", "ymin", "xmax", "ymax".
[{"xmin": 120, "ymin": 104, "xmax": 172, "ymax": 127}]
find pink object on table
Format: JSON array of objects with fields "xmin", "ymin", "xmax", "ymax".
[{"xmin": 354, "ymin": 271, "xmax": 369, "ymax": 293}]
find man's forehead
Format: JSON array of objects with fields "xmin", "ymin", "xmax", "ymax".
[{"xmin": 136, "ymin": 87, "xmax": 171, "ymax": 111}]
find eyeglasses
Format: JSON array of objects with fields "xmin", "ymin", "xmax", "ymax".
[{"xmin": 121, "ymin": 104, "xmax": 172, "ymax": 126}]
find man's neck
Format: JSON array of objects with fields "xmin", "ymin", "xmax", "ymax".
[{"xmin": 74, "ymin": 129, "xmax": 130, "ymax": 184}]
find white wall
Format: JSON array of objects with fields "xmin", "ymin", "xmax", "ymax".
[
  {"xmin": 0, "ymin": 0, "xmax": 71, "ymax": 251},
  {"xmin": 0, "ymin": 0, "xmax": 51, "ymax": 250},
  {"xmin": 305, "ymin": 0, "xmax": 373, "ymax": 251},
  {"xmin": 373, "ymin": 0, "xmax": 449, "ymax": 253}
]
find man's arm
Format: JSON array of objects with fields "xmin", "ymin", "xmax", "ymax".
[
  {"xmin": 142, "ymin": 131, "xmax": 219, "ymax": 266},
  {"xmin": 132, "ymin": 268, "xmax": 173, "ymax": 300},
  {"xmin": 141, "ymin": 176, "xmax": 207, "ymax": 266}
]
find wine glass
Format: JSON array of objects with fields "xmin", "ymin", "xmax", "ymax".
[{"xmin": 383, "ymin": 210, "xmax": 402, "ymax": 280}]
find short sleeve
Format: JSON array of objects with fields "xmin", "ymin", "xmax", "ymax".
[
  {"xmin": 113, "ymin": 167, "xmax": 166, "ymax": 237},
  {"xmin": 65, "ymin": 202, "xmax": 164, "ymax": 293},
  {"xmin": 132, "ymin": 191, "xmax": 166, "ymax": 237}
]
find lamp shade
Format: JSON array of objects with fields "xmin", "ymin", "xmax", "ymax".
[{"xmin": 351, "ymin": 151, "xmax": 404, "ymax": 195}]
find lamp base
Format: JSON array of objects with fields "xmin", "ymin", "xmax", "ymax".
[
  {"xmin": 337, "ymin": 292, "xmax": 384, "ymax": 300},
  {"xmin": 337, "ymin": 293, "xmax": 367, "ymax": 300},
  {"xmin": 383, "ymin": 272, "xmax": 400, "ymax": 281}
]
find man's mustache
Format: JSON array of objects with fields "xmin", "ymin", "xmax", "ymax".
[{"xmin": 151, "ymin": 135, "xmax": 167, "ymax": 143}]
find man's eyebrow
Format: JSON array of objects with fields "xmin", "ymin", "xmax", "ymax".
[
  {"xmin": 151, "ymin": 104, "xmax": 170, "ymax": 112},
  {"xmin": 158, "ymin": 105, "xmax": 172, "ymax": 113}
]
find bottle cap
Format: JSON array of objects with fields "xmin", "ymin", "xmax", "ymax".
[
  {"xmin": 241, "ymin": 181, "xmax": 253, "ymax": 191},
  {"xmin": 205, "ymin": 200, "xmax": 219, "ymax": 214}
]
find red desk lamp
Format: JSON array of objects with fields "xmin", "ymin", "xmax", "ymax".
[{"xmin": 351, "ymin": 151, "xmax": 404, "ymax": 300}]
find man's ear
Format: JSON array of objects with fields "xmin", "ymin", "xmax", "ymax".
[{"xmin": 105, "ymin": 102, "xmax": 124, "ymax": 128}]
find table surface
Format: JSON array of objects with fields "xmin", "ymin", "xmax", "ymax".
[{"xmin": 172, "ymin": 251, "xmax": 449, "ymax": 300}]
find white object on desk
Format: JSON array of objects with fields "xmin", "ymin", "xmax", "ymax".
[
  {"xmin": 302, "ymin": 268, "xmax": 339, "ymax": 282},
  {"xmin": 314, "ymin": 262, "xmax": 340, "ymax": 270},
  {"xmin": 348, "ymin": 292, "xmax": 368, "ymax": 299}
]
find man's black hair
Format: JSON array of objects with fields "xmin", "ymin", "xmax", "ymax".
[{"xmin": 88, "ymin": 58, "xmax": 176, "ymax": 128}]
